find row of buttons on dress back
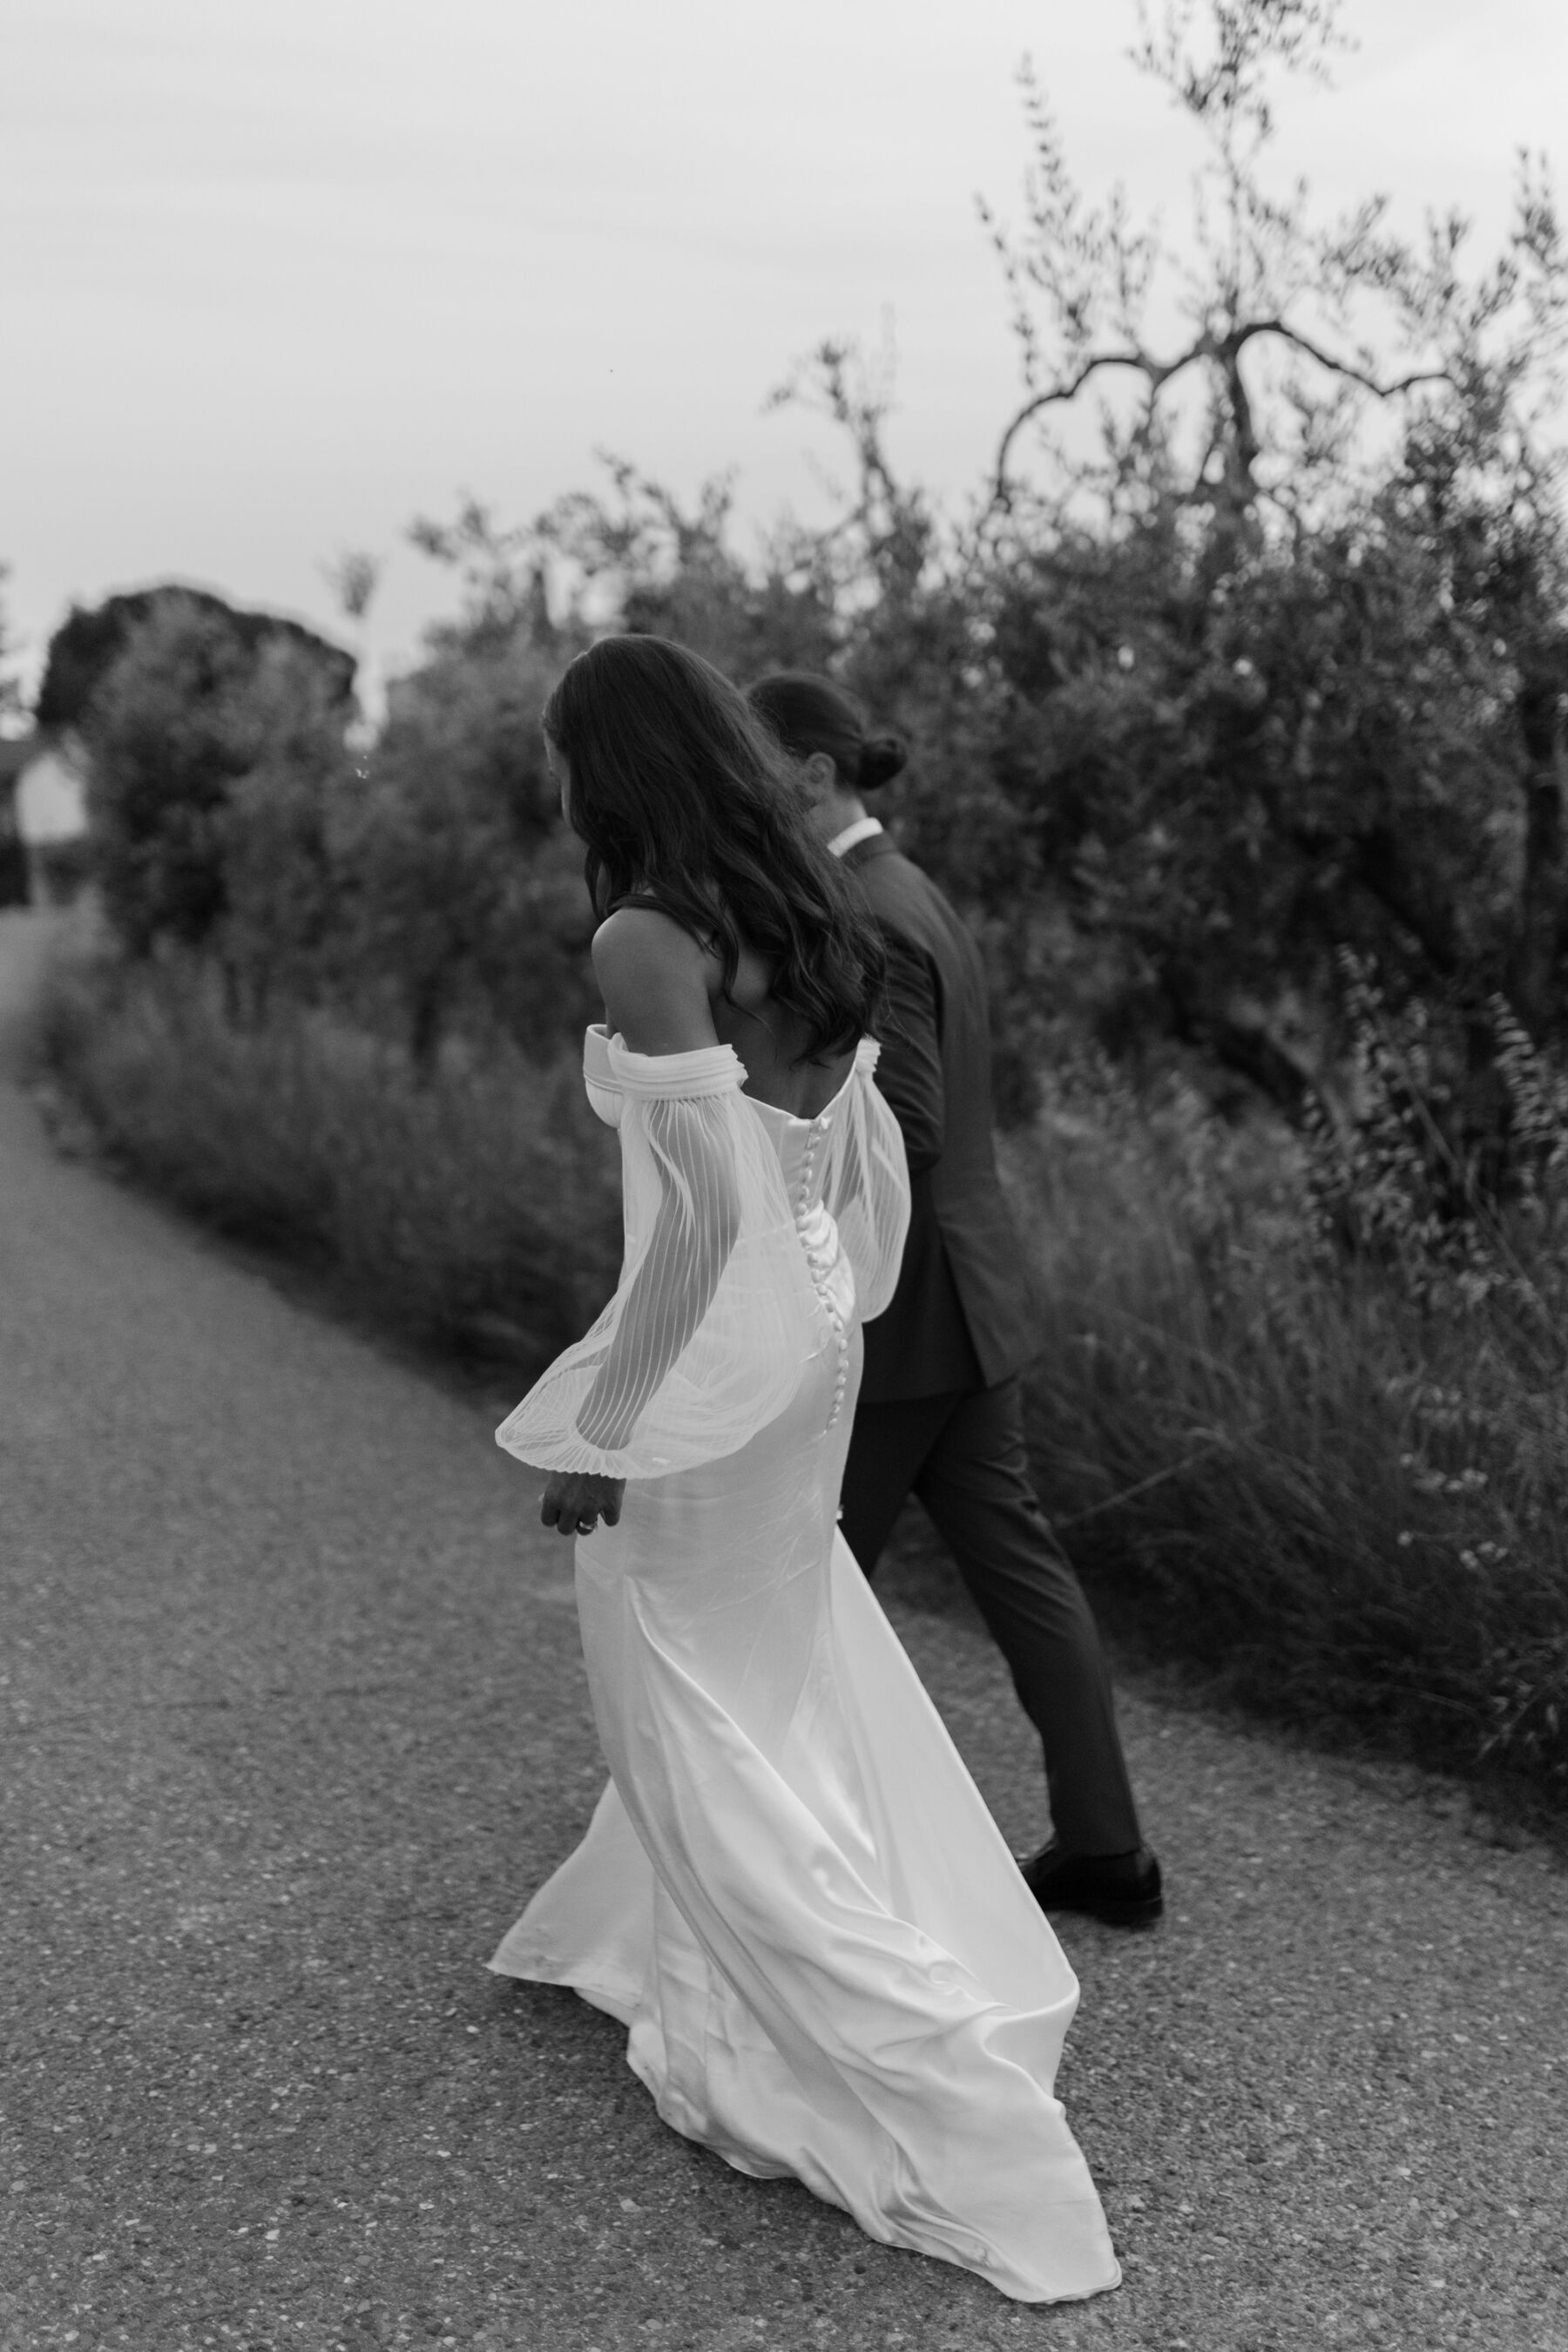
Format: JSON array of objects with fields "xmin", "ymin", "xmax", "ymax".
[{"xmin": 796, "ymin": 1120, "xmax": 850, "ymax": 1432}]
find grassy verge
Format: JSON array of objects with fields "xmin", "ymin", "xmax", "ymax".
[
  {"xmin": 34, "ymin": 944, "xmax": 622, "ymax": 1371},
  {"xmin": 35, "ymin": 945, "xmax": 1568, "ymax": 1816},
  {"xmin": 1006, "ymin": 1076, "xmax": 1568, "ymax": 1814}
]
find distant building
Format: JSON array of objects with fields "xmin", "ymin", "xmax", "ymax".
[
  {"xmin": 0, "ymin": 730, "xmax": 91, "ymax": 905},
  {"xmin": 17, "ymin": 732, "xmax": 88, "ymax": 847},
  {"xmin": 0, "ymin": 735, "xmax": 30, "ymax": 907}
]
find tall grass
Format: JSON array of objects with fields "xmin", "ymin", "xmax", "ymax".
[
  {"xmin": 1008, "ymin": 1061, "xmax": 1568, "ymax": 1806},
  {"xmin": 37, "ymin": 946, "xmax": 1568, "ymax": 1810},
  {"xmin": 36, "ymin": 947, "xmax": 622, "ymax": 1368}
]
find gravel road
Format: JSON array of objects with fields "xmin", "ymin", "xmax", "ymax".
[{"xmin": 2, "ymin": 907, "xmax": 1565, "ymax": 2352}]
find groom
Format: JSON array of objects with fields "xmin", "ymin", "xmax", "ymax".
[{"xmin": 748, "ymin": 673, "xmax": 1162, "ymax": 1930}]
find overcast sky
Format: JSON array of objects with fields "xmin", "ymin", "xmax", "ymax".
[{"xmin": 3, "ymin": 0, "xmax": 1565, "ymax": 703}]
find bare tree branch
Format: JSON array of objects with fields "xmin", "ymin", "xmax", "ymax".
[
  {"xmin": 1242, "ymin": 318, "xmax": 1452, "ymax": 400},
  {"xmin": 992, "ymin": 315, "xmax": 1455, "ymax": 510},
  {"xmin": 983, "ymin": 1, "xmax": 1562, "ymax": 531},
  {"xmin": 993, "ymin": 348, "xmax": 1194, "ymax": 505}
]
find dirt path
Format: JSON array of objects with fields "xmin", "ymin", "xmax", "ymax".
[{"xmin": 2, "ymin": 908, "xmax": 1565, "ymax": 2352}]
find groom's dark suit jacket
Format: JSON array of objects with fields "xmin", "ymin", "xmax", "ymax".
[{"xmin": 845, "ymin": 831, "xmax": 1041, "ymax": 1402}]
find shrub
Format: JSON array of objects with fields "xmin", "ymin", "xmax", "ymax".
[
  {"xmin": 1009, "ymin": 1060, "xmax": 1568, "ymax": 1801},
  {"xmin": 328, "ymin": 624, "xmax": 597, "ymax": 1068},
  {"xmin": 81, "ymin": 592, "xmax": 355, "ymax": 964},
  {"xmin": 38, "ymin": 947, "xmax": 622, "ymax": 1370}
]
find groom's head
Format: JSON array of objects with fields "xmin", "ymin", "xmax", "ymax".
[{"xmin": 745, "ymin": 673, "xmax": 907, "ymax": 841}]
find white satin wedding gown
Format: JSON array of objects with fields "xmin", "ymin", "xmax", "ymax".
[{"xmin": 490, "ymin": 1024, "xmax": 1120, "ymax": 2303}]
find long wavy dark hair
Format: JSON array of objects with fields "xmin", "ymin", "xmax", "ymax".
[{"xmin": 542, "ymin": 635, "xmax": 885, "ymax": 1064}]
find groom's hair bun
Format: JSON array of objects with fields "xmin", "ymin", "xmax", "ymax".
[
  {"xmin": 856, "ymin": 732, "xmax": 908, "ymax": 791},
  {"xmin": 745, "ymin": 670, "xmax": 909, "ymax": 794}
]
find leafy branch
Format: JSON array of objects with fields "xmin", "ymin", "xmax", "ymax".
[{"xmin": 983, "ymin": 0, "xmax": 1564, "ymax": 525}]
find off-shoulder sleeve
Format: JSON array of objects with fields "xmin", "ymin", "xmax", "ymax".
[
  {"xmin": 820, "ymin": 1040, "xmax": 912, "ymax": 1327},
  {"xmin": 496, "ymin": 1039, "xmax": 821, "ymax": 1478}
]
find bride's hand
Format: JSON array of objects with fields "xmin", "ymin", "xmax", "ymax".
[{"xmin": 540, "ymin": 1470, "xmax": 627, "ymax": 1538}]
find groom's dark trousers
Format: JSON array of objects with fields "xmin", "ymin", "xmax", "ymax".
[{"xmin": 838, "ymin": 829, "xmax": 1142, "ymax": 1859}]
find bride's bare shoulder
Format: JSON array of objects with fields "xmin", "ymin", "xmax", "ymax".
[{"xmin": 591, "ymin": 905, "xmax": 720, "ymax": 1056}]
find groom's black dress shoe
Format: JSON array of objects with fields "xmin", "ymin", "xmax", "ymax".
[{"xmin": 1019, "ymin": 1840, "xmax": 1164, "ymax": 1928}]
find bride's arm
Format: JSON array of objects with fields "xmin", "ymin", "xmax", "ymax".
[
  {"xmin": 572, "ymin": 1089, "xmax": 742, "ymax": 1450},
  {"xmin": 591, "ymin": 902, "xmax": 721, "ymax": 1055},
  {"xmin": 509, "ymin": 902, "xmax": 821, "ymax": 1496},
  {"xmin": 539, "ymin": 909, "xmax": 742, "ymax": 1522}
]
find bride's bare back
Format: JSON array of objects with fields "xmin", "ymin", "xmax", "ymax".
[{"xmin": 591, "ymin": 904, "xmax": 855, "ymax": 1121}]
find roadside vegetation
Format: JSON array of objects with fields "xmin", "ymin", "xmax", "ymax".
[
  {"xmin": 24, "ymin": 0, "xmax": 1568, "ymax": 1813},
  {"xmin": 38, "ymin": 932, "xmax": 1568, "ymax": 1811},
  {"xmin": 37, "ymin": 949, "xmax": 620, "ymax": 1369},
  {"xmin": 1010, "ymin": 1036, "xmax": 1568, "ymax": 1806}
]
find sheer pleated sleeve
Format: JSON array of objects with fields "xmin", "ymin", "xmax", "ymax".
[
  {"xmin": 820, "ymin": 1041, "xmax": 912, "ymax": 1328},
  {"xmin": 496, "ymin": 1031, "xmax": 822, "ymax": 1480}
]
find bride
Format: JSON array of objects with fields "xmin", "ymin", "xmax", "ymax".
[{"xmin": 490, "ymin": 634, "xmax": 1120, "ymax": 2304}]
